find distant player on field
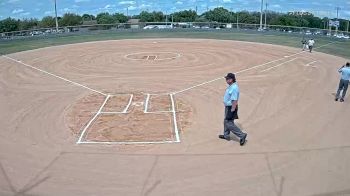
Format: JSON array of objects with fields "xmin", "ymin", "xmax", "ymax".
[
  {"xmin": 308, "ymin": 38, "xmax": 315, "ymax": 53},
  {"xmin": 301, "ymin": 39, "xmax": 308, "ymax": 51}
]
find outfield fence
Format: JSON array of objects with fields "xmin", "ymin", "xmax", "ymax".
[{"xmin": 1, "ymin": 22, "xmax": 349, "ymax": 40}]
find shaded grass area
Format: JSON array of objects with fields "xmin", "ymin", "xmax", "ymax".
[{"xmin": 1, "ymin": 29, "xmax": 349, "ymax": 59}]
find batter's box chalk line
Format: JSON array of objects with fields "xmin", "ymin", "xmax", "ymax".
[
  {"xmin": 76, "ymin": 93, "xmax": 180, "ymax": 145},
  {"xmin": 124, "ymin": 52, "xmax": 181, "ymax": 61}
]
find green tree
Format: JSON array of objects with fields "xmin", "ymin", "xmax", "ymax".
[
  {"xmin": 82, "ymin": 14, "xmax": 95, "ymax": 21},
  {"xmin": 40, "ymin": 16, "xmax": 56, "ymax": 28},
  {"xmin": 152, "ymin": 11, "xmax": 164, "ymax": 22},
  {"xmin": 139, "ymin": 11, "xmax": 164, "ymax": 22},
  {"xmin": 0, "ymin": 17, "xmax": 20, "ymax": 33},
  {"xmin": 139, "ymin": 11, "xmax": 154, "ymax": 22},
  {"xmin": 203, "ymin": 7, "xmax": 233, "ymax": 23},
  {"xmin": 96, "ymin": 12, "xmax": 115, "ymax": 24},
  {"xmin": 172, "ymin": 10, "xmax": 197, "ymax": 22},
  {"xmin": 59, "ymin": 13, "xmax": 82, "ymax": 26},
  {"xmin": 113, "ymin": 13, "xmax": 128, "ymax": 23},
  {"xmin": 19, "ymin": 18, "xmax": 39, "ymax": 30},
  {"xmin": 237, "ymin": 11, "xmax": 259, "ymax": 24}
]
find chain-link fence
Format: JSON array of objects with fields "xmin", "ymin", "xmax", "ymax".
[{"xmin": 1, "ymin": 22, "xmax": 349, "ymax": 40}]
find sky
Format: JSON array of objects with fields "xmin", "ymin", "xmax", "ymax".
[{"xmin": 0, "ymin": 0, "xmax": 350, "ymax": 20}]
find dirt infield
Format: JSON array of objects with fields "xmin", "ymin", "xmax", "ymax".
[{"xmin": 1, "ymin": 39, "xmax": 350, "ymax": 196}]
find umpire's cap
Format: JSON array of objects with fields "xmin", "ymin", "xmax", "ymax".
[{"xmin": 225, "ymin": 73, "xmax": 236, "ymax": 80}]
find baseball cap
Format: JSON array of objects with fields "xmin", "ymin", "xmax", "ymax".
[{"xmin": 225, "ymin": 73, "xmax": 236, "ymax": 80}]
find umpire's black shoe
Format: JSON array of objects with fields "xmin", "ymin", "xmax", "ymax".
[
  {"xmin": 335, "ymin": 98, "xmax": 339, "ymax": 101},
  {"xmin": 240, "ymin": 134, "xmax": 247, "ymax": 146},
  {"xmin": 219, "ymin": 135, "xmax": 229, "ymax": 141},
  {"xmin": 340, "ymin": 98, "xmax": 344, "ymax": 102}
]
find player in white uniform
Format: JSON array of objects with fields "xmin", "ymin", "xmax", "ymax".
[{"xmin": 308, "ymin": 39, "xmax": 315, "ymax": 53}]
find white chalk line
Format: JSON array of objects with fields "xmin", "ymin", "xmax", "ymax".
[
  {"xmin": 79, "ymin": 140, "xmax": 178, "ymax": 145},
  {"xmin": 123, "ymin": 94, "xmax": 134, "ymax": 113},
  {"xmin": 171, "ymin": 41, "xmax": 336, "ymax": 95},
  {"xmin": 170, "ymin": 93, "xmax": 180, "ymax": 142},
  {"xmin": 305, "ymin": 61, "xmax": 317, "ymax": 67},
  {"xmin": 2, "ymin": 55, "xmax": 107, "ymax": 96},
  {"xmin": 77, "ymin": 95, "xmax": 111, "ymax": 144},
  {"xmin": 144, "ymin": 94, "xmax": 151, "ymax": 113},
  {"xmin": 124, "ymin": 52, "xmax": 181, "ymax": 61},
  {"xmin": 260, "ymin": 57, "xmax": 298, "ymax": 73},
  {"xmin": 100, "ymin": 111, "xmax": 129, "ymax": 114},
  {"xmin": 145, "ymin": 111, "xmax": 172, "ymax": 114},
  {"xmin": 78, "ymin": 93, "xmax": 181, "ymax": 144}
]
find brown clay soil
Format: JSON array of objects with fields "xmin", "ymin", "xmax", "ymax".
[{"xmin": 1, "ymin": 39, "xmax": 350, "ymax": 196}]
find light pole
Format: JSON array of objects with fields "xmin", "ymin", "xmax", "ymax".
[
  {"xmin": 259, "ymin": 0, "xmax": 264, "ymax": 30},
  {"xmin": 236, "ymin": 12, "xmax": 239, "ymax": 29},
  {"xmin": 54, "ymin": 0, "xmax": 59, "ymax": 32},
  {"xmin": 335, "ymin": 7, "xmax": 341, "ymax": 34},
  {"xmin": 264, "ymin": 2, "xmax": 268, "ymax": 29}
]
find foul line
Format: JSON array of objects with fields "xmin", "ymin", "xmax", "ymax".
[
  {"xmin": 171, "ymin": 41, "xmax": 336, "ymax": 95},
  {"xmin": 260, "ymin": 57, "xmax": 298, "ymax": 73},
  {"xmin": 170, "ymin": 94, "xmax": 180, "ymax": 142},
  {"xmin": 2, "ymin": 55, "xmax": 107, "ymax": 96},
  {"xmin": 77, "ymin": 95, "xmax": 111, "ymax": 144}
]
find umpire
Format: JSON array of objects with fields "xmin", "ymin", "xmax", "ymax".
[
  {"xmin": 219, "ymin": 73, "xmax": 247, "ymax": 146},
  {"xmin": 335, "ymin": 62, "xmax": 350, "ymax": 102}
]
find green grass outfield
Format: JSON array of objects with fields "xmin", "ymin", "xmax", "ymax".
[{"xmin": 1, "ymin": 29, "xmax": 349, "ymax": 59}]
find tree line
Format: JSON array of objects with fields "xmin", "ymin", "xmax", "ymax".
[{"xmin": 1, "ymin": 7, "xmax": 349, "ymax": 33}]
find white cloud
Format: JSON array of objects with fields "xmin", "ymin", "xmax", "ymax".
[
  {"xmin": 118, "ymin": 1, "xmax": 135, "ymax": 5},
  {"xmin": 128, "ymin": 5, "xmax": 137, "ymax": 10},
  {"xmin": 176, "ymin": 1, "xmax": 183, "ymax": 5},
  {"xmin": 20, "ymin": 12, "xmax": 30, "ymax": 16},
  {"xmin": 12, "ymin": 9, "xmax": 24, "ymax": 14},
  {"xmin": 61, "ymin": 7, "xmax": 76, "ymax": 12},
  {"xmin": 271, "ymin": 4, "xmax": 281, "ymax": 8},
  {"xmin": 104, "ymin": 4, "xmax": 116, "ymax": 9},
  {"xmin": 44, "ymin": 11, "xmax": 54, "ymax": 15},
  {"xmin": 139, "ymin": 4, "xmax": 151, "ymax": 9},
  {"xmin": 72, "ymin": 5, "xmax": 80, "ymax": 8},
  {"xmin": 75, "ymin": 0, "xmax": 90, "ymax": 2},
  {"xmin": 223, "ymin": 0, "xmax": 232, "ymax": 2},
  {"xmin": 7, "ymin": 0, "xmax": 19, "ymax": 3}
]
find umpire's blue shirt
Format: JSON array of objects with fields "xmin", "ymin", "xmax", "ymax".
[
  {"xmin": 224, "ymin": 83, "xmax": 240, "ymax": 106},
  {"xmin": 339, "ymin": 67, "xmax": 350, "ymax": 81}
]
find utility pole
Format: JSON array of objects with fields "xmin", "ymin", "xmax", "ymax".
[
  {"xmin": 347, "ymin": 20, "xmax": 349, "ymax": 32},
  {"xmin": 165, "ymin": 11, "xmax": 168, "ymax": 26},
  {"xmin": 54, "ymin": 0, "xmax": 58, "ymax": 32},
  {"xmin": 126, "ymin": 7, "xmax": 129, "ymax": 18},
  {"xmin": 259, "ymin": 0, "xmax": 264, "ymax": 30},
  {"xmin": 237, "ymin": 12, "xmax": 239, "ymax": 29},
  {"xmin": 335, "ymin": 7, "xmax": 341, "ymax": 34},
  {"xmin": 264, "ymin": 2, "xmax": 268, "ymax": 29},
  {"xmin": 171, "ymin": 14, "xmax": 174, "ymax": 29}
]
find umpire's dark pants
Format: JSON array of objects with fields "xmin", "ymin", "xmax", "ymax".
[
  {"xmin": 224, "ymin": 106, "xmax": 246, "ymax": 139},
  {"xmin": 336, "ymin": 79, "xmax": 349, "ymax": 99}
]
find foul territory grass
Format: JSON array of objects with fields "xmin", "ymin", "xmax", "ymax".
[{"xmin": 1, "ymin": 29, "xmax": 349, "ymax": 59}]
